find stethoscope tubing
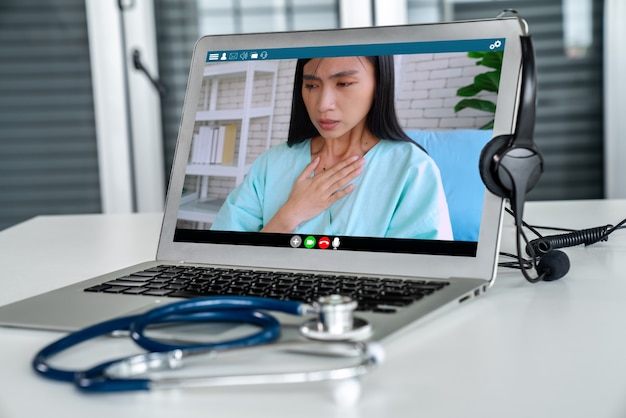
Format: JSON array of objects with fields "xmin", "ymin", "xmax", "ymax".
[
  {"xmin": 32, "ymin": 296, "xmax": 378, "ymax": 393},
  {"xmin": 129, "ymin": 296, "xmax": 301, "ymax": 351},
  {"xmin": 32, "ymin": 297, "xmax": 302, "ymax": 388},
  {"xmin": 33, "ymin": 315, "xmax": 138, "ymax": 383},
  {"xmin": 75, "ymin": 340, "xmax": 380, "ymax": 392}
]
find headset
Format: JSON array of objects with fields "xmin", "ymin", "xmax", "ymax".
[{"xmin": 479, "ymin": 10, "xmax": 570, "ymax": 283}]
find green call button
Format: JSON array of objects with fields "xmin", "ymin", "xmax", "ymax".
[{"xmin": 303, "ymin": 236, "xmax": 316, "ymax": 249}]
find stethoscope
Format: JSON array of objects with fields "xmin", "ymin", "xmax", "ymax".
[{"xmin": 33, "ymin": 295, "xmax": 382, "ymax": 396}]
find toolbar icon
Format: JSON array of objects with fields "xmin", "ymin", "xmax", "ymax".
[
  {"xmin": 303, "ymin": 236, "xmax": 316, "ymax": 249},
  {"xmin": 489, "ymin": 40, "xmax": 502, "ymax": 50},
  {"xmin": 290, "ymin": 235, "xmax": 302, "ymax": 248},
  {"xmin": 318, "ymin": 237, "xmax": 330, "ymax": 249}
]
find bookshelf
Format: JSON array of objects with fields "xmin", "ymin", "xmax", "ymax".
[{"xmin": 178, "ymin": 60, "xmax": 279, "ymax": 225}]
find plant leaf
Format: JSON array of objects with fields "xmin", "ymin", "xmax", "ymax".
[
  {"xmin": 473, "ymin": 71, "xmax": 500, "ymax": 93},
  {"xmin": 453, "ymin": 50, "xmax": 502, "ymax": 128},
  {"xmin": 456, "ymin": 84, "xmax": 482, "ymax": 97},
  {"xmin": 467, "ymin": 51, "xmax": 486, "ymax": 59},
  {"xmin": 475, "ymin": 51, "xmax": 503, "ymax": 69},
  {"xmin": 454, "ymin": 98, "xmax": 496, "ymax": 113},
  {"xmin": 456, "ymin": 71, "xmax": 499, "ymax": 96},
  {"xmin": 479, "ymin": 120, "xmax": 495, "ymax": 130}
]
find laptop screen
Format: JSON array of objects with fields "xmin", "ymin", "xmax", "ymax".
[
  {"xmin": 173, "ymin": 37, "xmax": 504, "ymax": 257},
  {"xmin": 158, "ymin": 19, "xmax": 521, "ymax": 280}
]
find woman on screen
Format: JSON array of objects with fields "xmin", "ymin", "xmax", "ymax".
[{"xmin": 211, "ymin": 55, "xmax": 452, "ymax": 240}]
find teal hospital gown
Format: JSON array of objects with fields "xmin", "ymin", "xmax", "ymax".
[{"xmin": 211, "ymin": 139, "xmax": 453, "ymax": 240}]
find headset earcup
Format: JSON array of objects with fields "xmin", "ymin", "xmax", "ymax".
[{"xmin": 479, "ymin": 135, "xmax": 514, "ymax": 198}]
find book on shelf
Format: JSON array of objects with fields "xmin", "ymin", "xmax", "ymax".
[{"xmin": 191, "ymin": 124, "xmax": 237, "ymax": 165}]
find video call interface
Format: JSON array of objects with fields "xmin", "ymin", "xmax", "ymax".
[{"xmin": 174, "ymin": 38, "xmax": 505, "ymax": 257}]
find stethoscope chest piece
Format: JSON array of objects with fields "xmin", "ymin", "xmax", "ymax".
[{"xmin": 300, "ymin": 295, "xmax": 372, "ymax": 341}]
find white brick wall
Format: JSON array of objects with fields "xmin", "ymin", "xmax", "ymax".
[
  {"xmin": 396, "ymin": 52, "xmax": 497, "ymax": 130},
  {"xmin": 270, "ymin": 60, "xmax": 297, "ymax": 147}
]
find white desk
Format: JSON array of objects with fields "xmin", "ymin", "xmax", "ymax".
[{"xmin": 1, "ymin": 201, "xmax": 625, "ymax": 418}]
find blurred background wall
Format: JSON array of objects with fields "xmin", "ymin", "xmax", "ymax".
[{"xmin": 0, "ymin": 0, "xmax": 622, "ymax": 231}]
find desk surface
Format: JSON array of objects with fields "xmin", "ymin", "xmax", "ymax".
[{"xmin": 1, "ymin": 200, "xmax": 625, "ymax": 418}]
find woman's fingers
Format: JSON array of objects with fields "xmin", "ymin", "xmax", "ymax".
[
  {"xmin": 305, "ymin": 156, "xmax": 362, "ymax": 188},
  {"xmin": 321, "ymin": 156, "xmax": 364, "ymax": 196},
  {"xmin": 298, "ymin": 156, "xmax": 321, "ymax": 181},
  {"xmin": 263, "ymin": 156, "xmax": 365, "ymax": 233}
]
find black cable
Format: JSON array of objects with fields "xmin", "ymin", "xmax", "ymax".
[
  {"xmin": 499, "ymin": 252, "xmax": 533, "ymax": 270},
  {"xmin": 517, "ymin": 220, "xmax": 543, "ymax": 283},
  {"xmin": 526, "ymin": 225, "xmax": 612, "ymax": 256},
  {"xmin": 504, "ymin": 207, "xmax": 544, "ymax": 238},
  {"xmin": 504, "ymin": 198, "xmax": 544, "ymax": 283},
  {"xmin": 499, "ymin": 207, "xmax": 626, "ymax": 273},
  {"xmin": 132, "ymin": 49, "xmax": 166, "ymax": 96}
]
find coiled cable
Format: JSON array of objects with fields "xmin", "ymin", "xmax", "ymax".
[
  {"xmin": 499, "ymin": 208, "xmax": 626, "ymax": 275},
  {"xmin": 525, "ymin": 225, "xmax": 612, "ymax": 256}
]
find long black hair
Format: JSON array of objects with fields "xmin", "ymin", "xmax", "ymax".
[{"xmin": 287, "ymin": 56, "xmax": 414, "ymax": 147}]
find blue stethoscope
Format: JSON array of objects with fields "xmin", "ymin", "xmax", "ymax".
[{"xmin": 33, "ymin": 295, "xmax": 381, "ymax": 393}]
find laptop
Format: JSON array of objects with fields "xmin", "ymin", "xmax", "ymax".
[{"xmin": 0, "ymin": 17, "xmax": 524, "ymax": 342}]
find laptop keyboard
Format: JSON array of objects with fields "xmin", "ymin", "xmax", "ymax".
[{"xmin": 84, "ymin": 265, "xmax": 449, "ymax": 314}]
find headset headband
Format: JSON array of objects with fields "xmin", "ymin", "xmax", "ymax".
[{"xmin": 515, "ymin": 34, "xmax": 537, "ymax": 147}]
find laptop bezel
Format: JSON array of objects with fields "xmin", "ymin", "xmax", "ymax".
[{"xmin": 157, "ymin": 18, "xmax": 522, "ymax": 281}]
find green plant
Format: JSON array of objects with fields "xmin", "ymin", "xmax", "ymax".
[{"xmin": 454, "ymin": 50, "xmax": 503, "ymax": 130}]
